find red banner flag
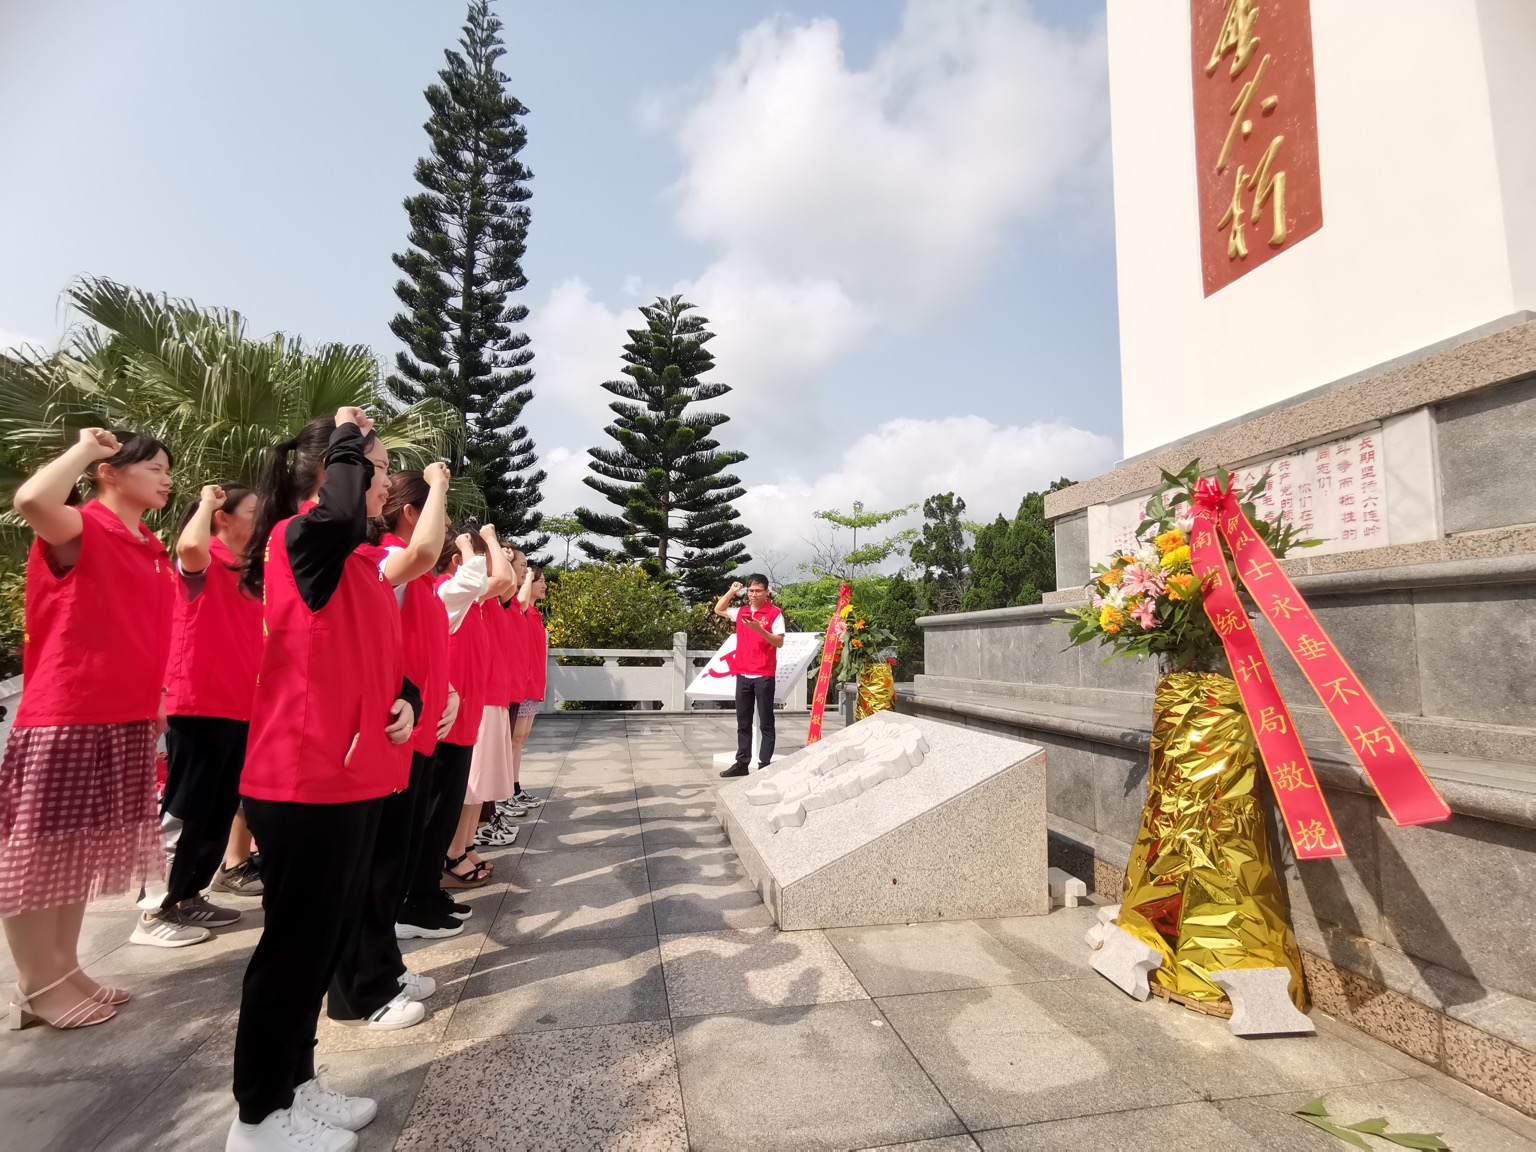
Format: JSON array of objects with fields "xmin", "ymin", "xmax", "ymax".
[
  {"xmin": 1190, "ymin": 477, "xmax": 1450, "ymax": 858},
  {"xmin": 806, "ymin": 582, "xmax": 852, "ymax": 746}
]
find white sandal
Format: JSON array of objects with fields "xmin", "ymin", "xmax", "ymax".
[{"xmin": 9, "ymin": 967, "xmax": 116, "ymax": 1030}]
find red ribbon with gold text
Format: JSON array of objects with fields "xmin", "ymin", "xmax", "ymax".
[
  {"xmin": 806, "ymin": 582, "xmax": 853, "ymax": 746},
  {"xmin": 1189, "ymin": 477, "xmax": 1450, "ymax": 859}
]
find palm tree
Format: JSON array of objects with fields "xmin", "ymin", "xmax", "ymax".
[{"xmin": 0, "ymin": 276, "xmax": 478, "ymax": 545}]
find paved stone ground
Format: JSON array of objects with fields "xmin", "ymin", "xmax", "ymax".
[{"xmin": 3, "ymin": 713, "xmax": 1535, "ymax": 1150}]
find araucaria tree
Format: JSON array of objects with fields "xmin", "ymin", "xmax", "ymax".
[
  {"xmin": 576, "ymin": 295, "xmax": 751, "ymax": 601},
  {"xmin": 388, "ymin": 0, "xmax": 545, "ymax": 546}
]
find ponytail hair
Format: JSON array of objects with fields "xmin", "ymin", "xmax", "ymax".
[
  {"xmin": 241, "ymin": 416, "xmax": 337, "ymax": 598},
  {"xmin": 382, "ymin": 470, "xmax": 431, "ymax": 534}
]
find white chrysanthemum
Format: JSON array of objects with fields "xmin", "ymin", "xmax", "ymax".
[
  {"xmin": 1104, "ymin": 586, "xmax": 1129, "ymax": 609},
  {"xmin": 1175, "ymin": 513, "xmax": 1195, "ymax": 534},
  {"xmin": 1135, "ymin": 544, "xmax": 1160, "ymax": 568}
]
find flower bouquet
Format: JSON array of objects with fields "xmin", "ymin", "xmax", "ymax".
[
  {"xmin": 835, "ymin": 603, "xmax": 898, "ymax": 719},
  {"xmin": 1063, "ymin": 461, "xmax": 1318, "ymax": 1014}
]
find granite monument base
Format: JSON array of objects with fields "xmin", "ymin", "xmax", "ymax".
[{"xmin": 716, "ymin": 713, "xmax": 1047, "ymax": 931}]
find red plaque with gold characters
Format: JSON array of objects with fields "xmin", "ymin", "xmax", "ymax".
[{"xmin": 1191, "ymin": 0, "xmax": 1323, "ymax": 295}]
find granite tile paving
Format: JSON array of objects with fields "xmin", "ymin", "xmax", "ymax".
[{"xmin": 1, "ymin": 713, "xmax": 1530, "ymax": 1151}]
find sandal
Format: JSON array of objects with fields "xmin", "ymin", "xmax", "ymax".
[
  {"xmin": 442, "ymin": 852, "xmax": 490, "ymax": 890},
  {"xmin": 85, "ymin": 982, "xmax": 131, "ymax": 1006},
  {"xmin": 10, "ymin": 968, "xmax": 116, "ymax": 1030}
]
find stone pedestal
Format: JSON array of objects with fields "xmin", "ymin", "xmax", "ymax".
[{"xmin": 716, "ymin": 713, "xmax": 1048, "ymax": 930}]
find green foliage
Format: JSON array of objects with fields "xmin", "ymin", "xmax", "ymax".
[
  {"xmin": 960, "ymin": 479, "xmax": 1073, "ymax": 612},
  {"xmin": 0, "ymin": 277, "xmax": 468, "ymax": 551},
  {"xmin": 909, "ymin": 492, "xmax": 970, "ymax": 613},
  {"xmin": 1292, "ymin": 1098, "xmax": 1448, "ymax": 1150},
  {"xmin": 875, "ymin": 573, "xmax": 926, "ymax": 678},
  {"xmin": 683, "ymin": 601, "xmax": 732, "ymax": 649},
  {"xmin": 388, "ymin": 0, "xmax": 544, "ymax": 545},
  {"xmin": 543, "ymin": 561, "xmax": 690, "ymax": 650},
  {"xmin": 541, "ymin": 513, "xmax": 587, "ymax": 570},
  {"xmin": 803, "ymin": 500, "xmax": 917, "ymax": 580},
  {"xmin": 773, "ymin": 573, "xmax": 925, "ymax": 679},
  {"xmin": 576, "ymin": 295, "xmax": 751, "ymax": 600},
  {"xmin": 0, "ymin": 560, "xmax": 24, "ymax": 678}
]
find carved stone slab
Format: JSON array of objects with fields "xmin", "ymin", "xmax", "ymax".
[
  {"xmin": 1211, "ymin": 968, "xmax": 1316, "ymax": 1037},
  {"xmin": 716, "ymin": 713, "xmax": 1047, "ymax": 930}
]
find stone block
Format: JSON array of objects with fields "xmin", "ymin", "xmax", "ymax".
[
  {"xmin": 1437, "ymin": 375, "xmax": 1536, "ymax": 535},
  {"xmin": 1299, "ymin": 950, "xmax": 1444, "ymax": 1068},
  {"xmin": 1376, "ymin": 811, "xmax": 1536, "ymax": 1001},
  {"xmin": 924, "ymin": 628, "xmax": 980, "ymax": 680},
  {"xmin": 716, "ymin": 714, "xmax": 1048, "ymax": 930},
  {"xmin": 1443, "ymin": 1017, "xmax": 1536, "ymax": 1116},
  {"xmin": 976, "ymin": 622, "xmax": 1029, "ymax": 685},
  {"xmin": 1020, "ymin": 618, "xmax": 1084, "ymax": 688},
  {"xmin": 1255, "ymin": 591, "xmax": 1421, "ymax": 717},
  {"xmin": 1047, "ymin": 867, "xmax": 1087, "ymax": 908},
  {"xmin": 1091, "ymin": 738, "xmax": 1153, "ymax": 850},
  {"xmin": 1053, "ymin": 512, "xmax": 1090, "ymax": 588},
  {"xmin": 1084, "ymin": 904, "xmax": 1118, "ymax": 949},
  {"xmin": 1088, "ymin": 924, "xmax": 1164, "ymax": 1001},
  {"xmin": 1042, "ymin": 734, "xmax": 1099, "ymax": 833},
  {"xmin": 1414, "ymin": 583, "xmax": 1536, "ymax": 727},
  {"xmin": 1211, "ymin": 968, "xmax": 1316, "ymax": 1037}
]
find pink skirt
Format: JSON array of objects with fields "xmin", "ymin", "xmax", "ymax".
[
  {"xmin": 467, "ymin": 705, "xmax": 515, "ymax": 803},
  {"xmin": 0, "ymin": 721, "xmax": 164, "ymax": 916},
  {"xmin": 516, "ymin": 699, "xmax": 542, "ymax": 718}
]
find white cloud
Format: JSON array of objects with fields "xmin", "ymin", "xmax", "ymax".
[
  {"xmin": 736, "ymin": 415, "xmax": 1117, "ymax": 568},
  {"xmin": 668, "ymin": 0, "xmax": 1106, "ymax": 314},
  {"xmin": 536, "ymin": 444, "xmax": 595, "ymax": 520},
  {"xmin": 526, "ymin": 277, "xmax": 632, "ymax": 435}
]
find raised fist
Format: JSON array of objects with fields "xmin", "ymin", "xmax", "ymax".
[
  {"xmin": 77, "ymin": 427, "xmax": 120, "ymax": 460},
  {"xmin": 424, "ymin": 461, "xmax": 451, "ymax": 488},
  {"xmin": 199, "ymin": 483, "xmax": 226, "ymax": 506}
]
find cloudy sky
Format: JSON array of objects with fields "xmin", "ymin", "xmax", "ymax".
[{"xmin": 0, "ymin": 0, "xmax": 1121, "ymax": 567}]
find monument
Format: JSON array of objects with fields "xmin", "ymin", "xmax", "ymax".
[
  {"xmin": 715, "ymin": 714, "xmax": 1048, "ymax": 930},
  {"xmin": 898, "ymin": 0, "xmax": 1536, "ymax": 1118}
]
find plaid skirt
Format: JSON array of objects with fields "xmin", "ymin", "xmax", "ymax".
[{"xmin": 0, "ymin": 721, "xmax": 164, "ymax": 916}]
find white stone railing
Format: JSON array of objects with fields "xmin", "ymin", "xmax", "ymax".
[{"xmin": 544, "ymin": 631, "xmax": 809, "ymax": 713}]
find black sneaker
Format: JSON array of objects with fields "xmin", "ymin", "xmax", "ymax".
[
  {"xmin": 395, "ymin": 907, "xmax": 465, "ymax": 940},
  {"xmin": 438, "ymin": 894, "xmax": 473, "ymax": 921},
  {"xmin": 718, "ymin": 763, "xmax": 749, "ymax": 778},
  {"xmin": 209, "ymin": 858, "xmax": 264, "ymax": 896}
]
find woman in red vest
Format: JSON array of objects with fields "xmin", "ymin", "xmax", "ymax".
[
  {"xmin": 2, "ymin": 428, "xmax": 175, "ymax": 1030},
  {"xmin": 133, "ymin": 482, "xmax": 262, "ymax": 949},
  {"xmin": 324, "ymin": 463, "xmax": 455, "ymax": 1021},
  {"xmin": 507, "ymin": 564, "xmax": 549, "ymax": 796},
  {"xmin": 227, "ymin": 408, "xmax": 419, "ymax": 1152},
  {"xmin": 430, "ymin": 531, "xmax": 501, "ymax": 892},
  {"xmin": 460, "ymin": 532, "xmax": 518, "ymax": 855}
]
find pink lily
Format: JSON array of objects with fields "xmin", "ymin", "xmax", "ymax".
[{"xmin": 1120, "ymin": 563, "xmax": 1165, "ymax": 597}]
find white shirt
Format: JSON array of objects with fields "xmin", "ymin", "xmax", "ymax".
[{"xmin": 728, "ymin": 606, "xmax": 786, "ymax": 680}]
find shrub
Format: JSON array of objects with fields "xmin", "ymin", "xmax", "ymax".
[{"xmin": 544, "ymin": 562, "xmax": 689, "ymax": 649}]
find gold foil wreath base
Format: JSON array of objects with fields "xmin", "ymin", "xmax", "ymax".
[
  {"xmin": 1116, "ymin": 671, "xmax": 1306, "ymax": 1011},
  {"xmin": 855, "ymin": 662, "xmax": 895, "ymax": 720}
]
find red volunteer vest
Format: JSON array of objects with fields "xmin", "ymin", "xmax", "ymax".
[
  {"xmin": 500, "ymin": 599, "xmax": 528, "ymax": 703},
  {"xmin": 17, "ymin": 500, "xmax": 175, "ymax": 727},
  {"xmin": 734, "ymin": 603, "xmax": 783, "ymax": 679},
  {"xmin": 241, "ymin": 516, "xmax": 405, "ymax": 804},
  {"xmin": 524, "ymin": 605, "xmax": 547, "ymax": 700},
  {"xmin": 441, "ymin": 575, "xmax": 487, "ymax": 746},
  {"xmin": 164, "ymin": 537, "xmax": 263, "ymax": 721},
  {"xmin": 482, "ymin": 599, "xmax": 516, "ymax": 706},
  {"xmin": 383, "ymin": 533, "xmax": 451, "ymax": 758}
]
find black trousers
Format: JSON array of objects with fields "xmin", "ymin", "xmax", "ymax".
[
  {"xmin": 328, "ymin": 750, "xmax": 434, "ymax": 1020},
  {"xmin": 403, "ymin": 741, "xmax": 473, "ymax": 911},
  {"xmin": 162, "ymin": 716, "xmax": 249, "ymax": 908},
  {"xmin": 234, "ymin": 794, "xmax": 383, "ymax": 1125},
  {"xmin": 734, "ymin": 675, "xmax": 776, "ymax": 768}
]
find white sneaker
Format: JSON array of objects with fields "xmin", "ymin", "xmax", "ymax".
[
  {"xmin": 294, "ymin": 1065, "xmax": 378, "ymax": 1131},
  {"xmin": 334, "ymin": 989, "xmax": 426, "ymax": 1031},
  {"xmin": 226, "ymin": 1104, "xmax": 357, "ymax": 1151},
  {"xmin": 130, "ymin": 910, "xmax": 213, "ymax": 948},
  {"xmin": 399, "ymin": 969, "xmax": 436, "ymax": 1001}
]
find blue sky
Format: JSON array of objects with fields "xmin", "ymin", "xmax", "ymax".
[{"xmin": 0, "ymin": 0, "xmax": 1122, "ymax": 563}]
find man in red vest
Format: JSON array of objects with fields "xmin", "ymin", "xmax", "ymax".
[{"xmin": 714, "ymin": 574, "xmax": 785, "ymax": 778}]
